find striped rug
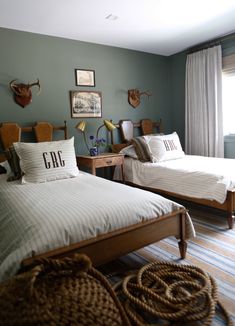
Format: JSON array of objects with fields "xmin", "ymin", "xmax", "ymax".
[{"xmin": 99, "ymin": 206, "xmax": 235, "ymax": 325}]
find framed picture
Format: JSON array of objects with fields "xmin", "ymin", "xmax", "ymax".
[
  {"xmin": 70, "ymin": 91, "xmax": 102, "ymax": 118},
  {"xmin": 75, "ymin": 69, "xmax": 95, "ymax": 86}
]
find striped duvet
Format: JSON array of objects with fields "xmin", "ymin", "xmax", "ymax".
[
  {"xmin": 0, "ymin": 172, "xmax": 195, "ymax": 282},
  {"xmin": 114, "ymin": 155, "xmax": 235, "ymax": 204}
]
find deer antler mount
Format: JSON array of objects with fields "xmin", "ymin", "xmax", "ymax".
[
  {"xmin": 128, "ymin": 89, "xmax": 152, "ymax": 108},
  {"xmin": 9, "ymin": 79, "xmax": 41, "ymax": 108}
]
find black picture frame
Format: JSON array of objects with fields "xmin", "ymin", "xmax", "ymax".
[{"xmin": 75, "ymin": 69, "xmax": 95, "ymax": 87}]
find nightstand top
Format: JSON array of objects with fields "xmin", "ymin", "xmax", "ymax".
[{"xmin": 77, "ymin": 152, "xmax": 124, "ymax": 160}]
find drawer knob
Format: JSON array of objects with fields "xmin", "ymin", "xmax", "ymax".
[{"xmin": 106, "ymin": 160, "xmax": 113, "ymax": 164}]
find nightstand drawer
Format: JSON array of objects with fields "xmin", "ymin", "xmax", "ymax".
[{"xmin": 94, "ymin": 156, "xmax": 123, "ymax": 168}]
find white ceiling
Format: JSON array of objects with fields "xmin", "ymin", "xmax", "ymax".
[{"xmin": 1, "ymin": 0, "xmax": 235, "ymax": 56}]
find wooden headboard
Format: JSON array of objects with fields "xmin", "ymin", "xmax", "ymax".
[
  {"xmin": 0, "ymin": 121, "xmax": 67, "ymax": 159},
  {"xmin": 110, "ymin": 119, "xmax": 162, "ymax": 151}
]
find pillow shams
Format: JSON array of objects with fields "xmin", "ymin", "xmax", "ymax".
[
  {"xmin": 131, "ymin": 137, "xmax": 151, "ymax": 162},
  {"xmin": 130, "ymin": 133, "xmax": 164, "ymax": 162},
  {"xmin": 119, "ymin": 145, "xmax": 138, "ymax": 159},
  {"xmin": 14, "ymin": 137, "xmax": 79, "ymax": 183},
  {"xmin": 144, "ymin": 132, "xmax": 185, "ymax": 163},
  {"xmin": 4, "ymin": 146, "xmax": 22, "ymax": 180}
]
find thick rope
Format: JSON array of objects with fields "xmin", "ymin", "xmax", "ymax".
[
  {"xmin": 114, "ymin": 261, "xmax": 233, "ymax": 326},
  {"xmin": 0, "ymin": 254, "xmax": 130, "ymax": 326}
]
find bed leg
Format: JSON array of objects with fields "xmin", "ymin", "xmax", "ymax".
[
  {"xmin": 227, "ymin": 213, "xmax": 234, "ymax": 229},
  {"xmin": 178, "ymin": 212, "xmax": 187, "ymax": 259},
  {"xmin": 178, "ymin": 240, "xmax": 187, "ymax": 259}
]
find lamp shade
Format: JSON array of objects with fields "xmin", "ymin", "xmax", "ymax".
[
  {"xmin": 103, "ymin": 120, "xmax": 116, "ymax": 132},
  {"xmin": 75, "ymin": 121, "xmax": 86, "ymax": 132},
  {"xmin": 75, "ymin": 121, "xmax": 89, "ymax": 152}
]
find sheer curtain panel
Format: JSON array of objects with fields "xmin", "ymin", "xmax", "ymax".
[{"xmin": 185, "ymin": 45, "xmax": 224, "ymax": 157}]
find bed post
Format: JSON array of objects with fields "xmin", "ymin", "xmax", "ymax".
[
  {"xmin": 227, "ymin": 191, "xmax": 235, "ymax": 229},
  {"xmin": 178, "ymin": 211, "xmax": 187, "ymax": 259},
  {"xmin": 227, "ymin": 213, "xmax": 234, "ymax": 229}
]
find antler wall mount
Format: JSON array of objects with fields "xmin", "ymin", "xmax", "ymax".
[
  {"xmin": 9, "ymin": 79, "xmax": 41, "ymax": 108},
  {"xmin": 128, "ymin": 88, "xmax": 152, "ymax": 108}
]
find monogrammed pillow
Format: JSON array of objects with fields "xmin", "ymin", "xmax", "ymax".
[
  {"xmin": 144, "ymin": 132, "xmax": 185, "ymax": 163},
  {"xmin": 13, "ymin": 137, "xmax": 79, "ymax": 183}
]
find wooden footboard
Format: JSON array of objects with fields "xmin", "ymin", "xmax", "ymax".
[{"xmin": 20, "ymin": 209, "xmax": 187, "ymax": 270}]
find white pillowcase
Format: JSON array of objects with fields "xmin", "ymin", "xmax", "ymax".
[
  {"xmin": 120, "ymin": 145, "xmax": 138, "ymax": 159},
  {"xmin": 144, "ymin": 132, "xmax": 185, "ymax": 163},
  {"xmin": 14, "ymin": 137, "xmax": 79, "ymax": 183}
]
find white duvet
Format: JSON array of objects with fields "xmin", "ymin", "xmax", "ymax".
[
  {"xmin": 114, "ymin": 155, "xmax": 235, "ymax": 204},
  {"xmin": 0, "ymin": 172, "xmax": 195, "ymax": 282}
]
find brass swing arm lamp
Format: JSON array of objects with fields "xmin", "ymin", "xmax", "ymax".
[
  {"xmin": 95, "ymin": 119, "xmax": 116, "ymax": 139},
  {"xmin": 75, "ymin": 121, "xmax": 89, "ymax": 151},
  {"xmin": 75, "ymin": 119, "xmax": 116, "ymax": 152}
]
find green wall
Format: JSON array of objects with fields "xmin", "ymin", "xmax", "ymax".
[
  {"xmin": 0, "ymin": 28, "xmax": 172, "ymax": 154},
  {"xmin": 3, "ymin": 28, "xmax": 233, "ymax": 157}
]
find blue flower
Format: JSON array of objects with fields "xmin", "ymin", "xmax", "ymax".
[{"xmin": 89, "ymin": 135, "xmax": 106, "ymax": 148}]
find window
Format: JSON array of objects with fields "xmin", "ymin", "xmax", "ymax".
[
  {"xmin": 222, "ymin": 74, "xmax": 235, "ymax": 135},
  {"xmin": 222, "ymin": 53, "xmax": 235, "ymax": 135}
]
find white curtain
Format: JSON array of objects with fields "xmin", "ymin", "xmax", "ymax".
[{"xmin": 185, "ymin": 45, "xmax": 224, "ymax": 157}]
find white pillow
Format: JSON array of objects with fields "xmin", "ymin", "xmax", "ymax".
[
  {"xmin": 144, "ymin": 132, "xmax": 185, "ymax": 163},
  {"xmin": 120, "ymin": 145, "xmax": 138, "ymax": 159},
  {"xmin": 14, "ymin": 137, "xmax": 79, "ymax": 183}
]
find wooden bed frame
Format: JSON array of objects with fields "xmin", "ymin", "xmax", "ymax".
[
  {"xmin": 0, "ymin": 121, "xmax": 188, "ymax": 271},
  {"xmin": 111, "ymin": 118, "xmax": 235, "ymax": 230},
  {"xmin": 22, "ymin": 209, "xmax": 187, "ymax": 269}
]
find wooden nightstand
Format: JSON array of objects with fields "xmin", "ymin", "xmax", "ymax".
[{"xmin": 76, "ymin": 152, "xmax": 125, "ymax": 181}]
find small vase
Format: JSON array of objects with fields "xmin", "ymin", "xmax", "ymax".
[{"xmin": 89, "ymin": 147, "xmax": 98, "ymax": 156}]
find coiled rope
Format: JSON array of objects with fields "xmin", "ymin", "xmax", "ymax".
[{"xmin": 113, "ymin": 261, "xmax": 232, "ymax": 325}]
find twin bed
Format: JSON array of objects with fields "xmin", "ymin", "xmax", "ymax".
[
  {"xmin": 112, "ymin": 119, "xmax": 235, "ymax": 229},
  {"xmin": 1, "ymin": 117, "xmax": 234, "ymax": 282},
  {"xmin": 0, "ymin": 121, "xmax": 194, "ymax": 282}
]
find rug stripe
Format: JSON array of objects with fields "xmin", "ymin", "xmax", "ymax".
[
  {"xmin": 192, "ymin": 216, "xmax": 235, "ymax": 237},
  {"xmin": 163, "ymin": 238, "xmax": 235, "ymax": 274},
  {"xmin": 100, "ymin": 210, "xmax": 235, "ymax": 325},
  {"xmin": 156, "ymin": 240, "xmax": 235, "ymax": 283},
  {"xmin": 193, "ymin": 224, "xmax": 235, "ymax": 247}
]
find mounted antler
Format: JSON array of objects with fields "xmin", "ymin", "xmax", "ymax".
[
  {"xmin": 9, "ymin": 79, "xmax": 41, "ymax": 108},
  {"xmin": 139, "ymin": 90, "xmax": 152, "ymax": 98},
  {"xmin": 128, "ymin": 89, "xmax": 152, "ymax": 108}
]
